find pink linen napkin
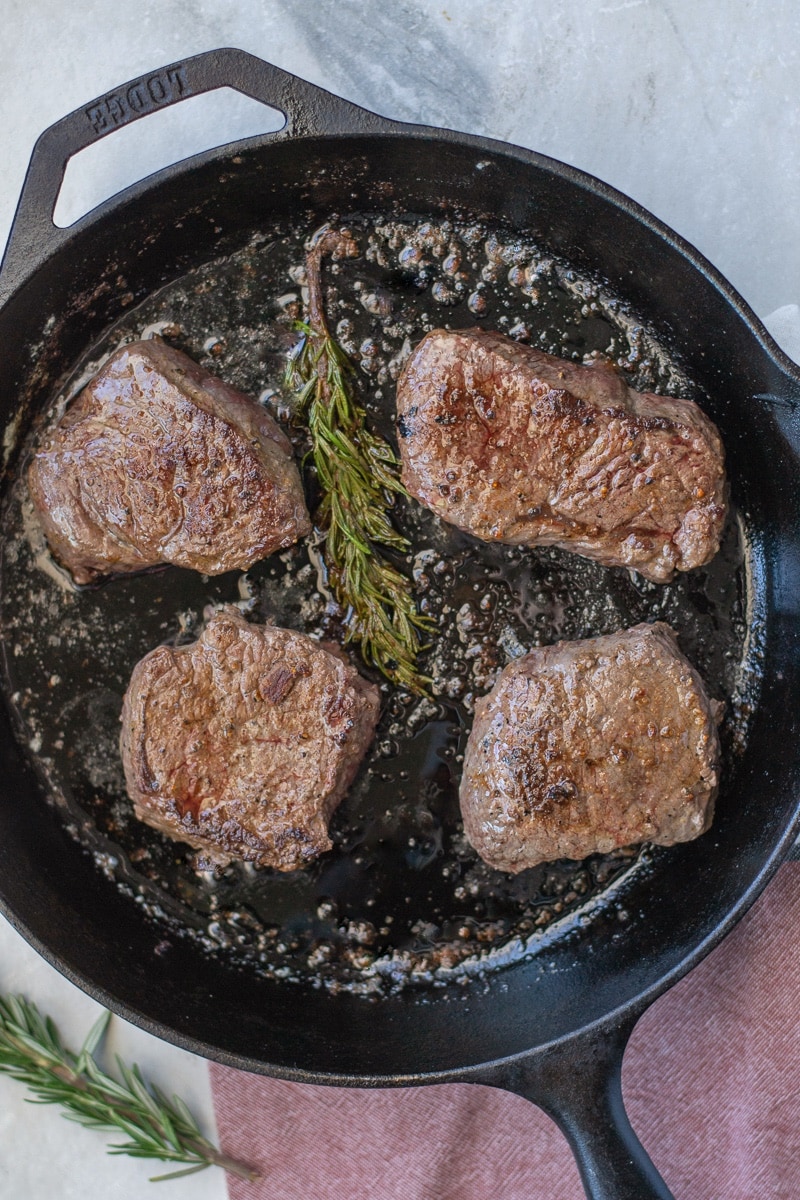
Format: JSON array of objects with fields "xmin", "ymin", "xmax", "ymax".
[{"xmin": 211, "ymin": 861, "xmax": 800, "ymax": 1200}]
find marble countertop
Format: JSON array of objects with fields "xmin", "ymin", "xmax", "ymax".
[{"xmin": 1, "ymin": 2, "xmax": 799, "ymax": 1196}]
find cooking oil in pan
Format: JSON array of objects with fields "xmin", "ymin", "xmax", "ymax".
[{"xmin": 0, "ymin": 215, "xmax": 758, "ymax": 996}]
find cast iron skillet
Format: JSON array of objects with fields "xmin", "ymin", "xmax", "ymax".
[{"xmin": 1, "ymin": 49, "xmax": 799, "ymax": 1200}]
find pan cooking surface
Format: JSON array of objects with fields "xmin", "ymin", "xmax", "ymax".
[{"xmin": 0, "ymin": 215, "xmax": 758, "ymax": 996}]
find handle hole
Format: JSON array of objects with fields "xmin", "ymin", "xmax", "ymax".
[{"xmin": 53, "ymin": 88, "xmax": 285, "ymax": 228}]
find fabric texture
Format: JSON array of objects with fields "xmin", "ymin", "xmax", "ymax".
[{"xmin": 210, "ymin": 861, "xmax": 800, "ymax": 1200}]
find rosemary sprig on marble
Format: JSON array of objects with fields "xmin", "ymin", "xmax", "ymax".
[
  {"xmin": 0, "ymin": 994, "xmax": 258, "ymax": 1184},
  {"xmin": 284, "ymin": 225, "xmax": 433, "ymax": 693}
]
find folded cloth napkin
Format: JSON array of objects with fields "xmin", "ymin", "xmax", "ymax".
[{"xmin": 211, "ymin": 861, "xmax": 800, "ymax": 1200}]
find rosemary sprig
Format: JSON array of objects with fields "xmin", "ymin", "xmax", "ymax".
[
  {"xmin": 284, "ymin": 225, "xmax": 433, "ymax": 693},
  {"xmin": 0, "ymin": 993, "xmax": 259, "ymax": 1184}
]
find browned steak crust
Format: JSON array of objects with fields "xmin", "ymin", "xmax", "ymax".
[
  {"xmin": 28, "ymin": 340, "xmax": 311, "ymax": 584},
  {"xmin": 397, "ymin": 329, "xmax": 726, "ymax": 582},
  {"xmin": 460, "ymin": 622, "xmax": 721, "ymax": 873},
  {"xmin": 120, "ymin": 608, "xmax": 380, "ymax": 871}
]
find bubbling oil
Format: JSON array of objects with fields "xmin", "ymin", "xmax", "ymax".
[{"xmin": 0, "ymin": 215, "xmax": 756, "ymax": 996}]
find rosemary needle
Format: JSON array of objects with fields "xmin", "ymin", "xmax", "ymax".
[
  {"xmin": 284, "ymin": 224, "xmax": 434, "ymax": 693},
  {"xmin": 0, "ymin": 993, "xmax": 259, "ymax": 1184}
]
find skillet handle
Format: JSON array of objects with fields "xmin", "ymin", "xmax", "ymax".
[
  {"xmin": 0, "ymin": 47, "xmax": 398, "ymax": 292},
  {"xmin": 476, "ymin": 1016, "xmax": 674, "ymax": 1200}
]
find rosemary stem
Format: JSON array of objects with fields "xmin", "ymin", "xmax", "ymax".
[
  {"xmin": 0, "ymin": 998, "xmax": 260, "ymax": 1184},
  {"xmin": 184, "ymin": 1140, "xmax": 262, "ymax": 1182},
  {"xmin": 285, "ymin": 224, "xmax": 434, "ymax": 692}
]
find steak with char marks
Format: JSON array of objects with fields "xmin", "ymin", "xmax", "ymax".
[
  {"xmin": 460, "ymin": 622, "xmax": 721, "ymax": 873},
  {"xmin": 120, "ymin": 608, "xmax": 380, "ymax": 871},
  {"xmin": 396, "ymin": 329, "xmax": 726, "ymax": 582},
  {"xmin": 28, "ymin": 339, "xmax": 310, "ymax": 584}
]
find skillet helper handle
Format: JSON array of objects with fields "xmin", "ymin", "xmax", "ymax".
[
  {"xmin": 478, "ymin": 1018, "xmax": 674, "ymax": 1200},
  {"xmin": 1, "ymin": 47, "xmax": 397, "ymax": 291}
]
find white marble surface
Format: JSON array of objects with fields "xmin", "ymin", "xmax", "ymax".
[
  {"xmin": 0, "ymin": 1, "xmax": 799, "ymax": 1196},
  {"xmin": 0, "ymin": 918, "xmax": 223, "ymax": 1200}
]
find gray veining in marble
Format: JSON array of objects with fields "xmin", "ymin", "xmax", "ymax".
[{"xmin": 1, "ymin": 1, "xmax": 800, "ymax": 319}]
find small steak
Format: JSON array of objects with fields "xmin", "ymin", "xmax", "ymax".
[
  {"xmin": 28, "ymin": 340, "xmax": 311, "ymax": 584},
  {"xmin": 460, "ymin": 622, "xmax": 721, "ymax": 873},
  {"xmin": 120, "ymin": 608, "xmax": 380, "ymax": 871},
  {"xmin": 397, "ymin": 329, "xmax": 726, "ymax": 582}
]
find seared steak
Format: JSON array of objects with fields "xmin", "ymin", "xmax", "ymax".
[
  {"xmin": 460, "ymin": 622, "xmax": 721, "ymax": 873},
  {"xmin": 28, "ymin": 340, "xmax": 310, "ymax": 584},
  {"xmin": 397, "ymin": 329, "xmax": 726, "ymax": 582},
  {"xmin": 120, "ymin": 608, "xmax": 380, "ymax": 871}
]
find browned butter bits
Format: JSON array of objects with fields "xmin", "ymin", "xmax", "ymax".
[{"xmin": 0, "ymin": 217, "xmax": 753, "ymax": 996}]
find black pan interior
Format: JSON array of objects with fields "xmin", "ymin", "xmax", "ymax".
[{"xmin": 0, "ymin": 132, "xmax": 797, "ymax": 1079}]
